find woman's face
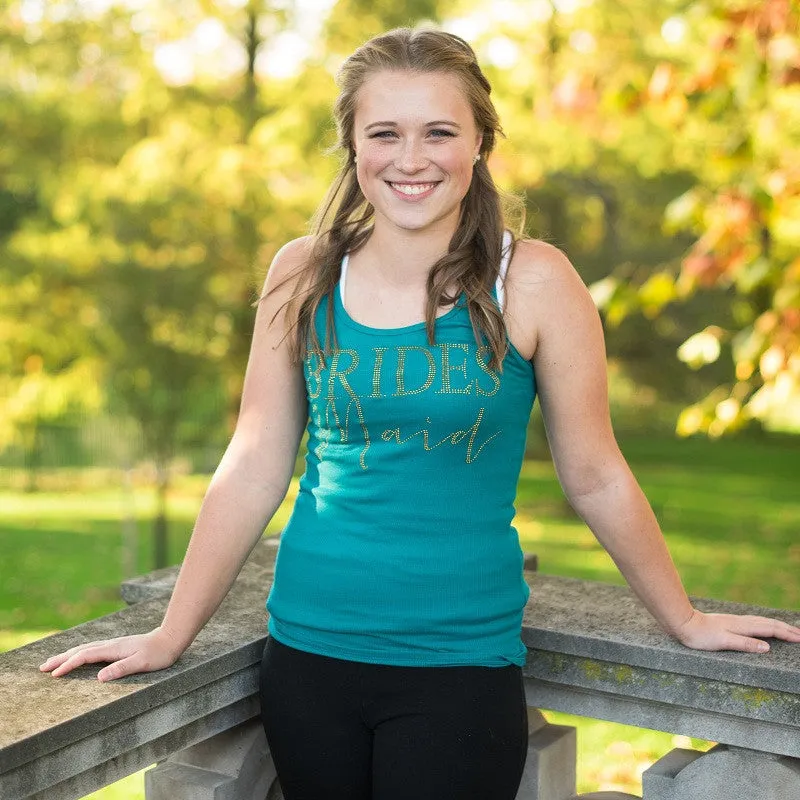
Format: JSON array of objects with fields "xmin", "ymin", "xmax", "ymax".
[{"xmin": 352, "ymin": 70, "xmax": 482, "ymax": 236}]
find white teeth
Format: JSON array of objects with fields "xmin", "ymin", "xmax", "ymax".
[{"xmin": 390, "ymin": 182, "xmax": 436, "ymax": 196}]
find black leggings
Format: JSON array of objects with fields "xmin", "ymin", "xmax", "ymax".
[{"xmin": 258, "ymin": 636, "xmax": 528, "ymax": 800}]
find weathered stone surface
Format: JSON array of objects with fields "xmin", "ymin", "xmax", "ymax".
[
  {"xmin": 523, "ymin": 647, "xmax": 800, "ymax": 759},
  {"xmin": 120, "ymin": 539, "xmax": 278, "ymax": 605},
  {"xmin": 642, "ymin": 744, "xmax": 800, "ymax": 799},
  {"xmin": 641, "ymin": 748, "xmax": 702, "ymax": 798},
  {"xmin": 521, "ymin": 575, "xmax": 800, "ymax": 694},
  {"xmin": 15, "ymin": 695, "xmax": 260, "ymax": 800},
  {"xmin": 515, "ymin": 708, "xmax": 576, "ymax": 799},
  {"xmin": 1, "ymin": 562, "xmax": 271, "ymax": 766},
  {"xmin": 118, "ymin": 566, "xmax": 179, "ymax": 605},
  {"xmin": 0, "ymin": 550, "xmax": 275, "ymax": 799},
  {"xmin": 1, "ymin": 538, "xmax": 799, "ymax": 799},
  {"xmin": 520, "ymin": 575, "xmax": 800, "ymax": 760}
]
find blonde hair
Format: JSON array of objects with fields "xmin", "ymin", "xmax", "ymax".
[{"xmin": 279, "ymin": 27, "xmax": 524, "ymax": 369}]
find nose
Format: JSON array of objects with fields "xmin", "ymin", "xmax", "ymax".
[{"xmin": 395, "ymin": 138, "xmax": 428, "ymax": 172}]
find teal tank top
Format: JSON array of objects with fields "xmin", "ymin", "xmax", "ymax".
[{"xmin": 266, "ymin": 235, "xmax": 536, "ymax": 667}]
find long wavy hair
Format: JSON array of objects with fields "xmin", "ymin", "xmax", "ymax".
[{"xmin": 278, "ymin": 27, "xmax": 524, "ymax": 370}]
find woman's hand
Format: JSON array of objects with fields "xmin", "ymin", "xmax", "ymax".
[
  {"xmin": 674, "ymin": 609, "xmax": 800, "ymax": 653},
  {"xmin": 39, "ymin": 627, "xmax": 184, "ymax": 682}
]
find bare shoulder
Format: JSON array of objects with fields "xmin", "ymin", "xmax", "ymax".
[
  {"xmin": 249, "ymin": 235, "xmax": 317, "ymax": 356},
  {"xmin": 274, "ymin": 235, "xmax": 316, "ymax": 267},
  {"xmin": 507, "ymin": 238, "xmax": 586, "ymax": 298},
  {"xmin": 503, "ymin": 238, "xmax": 595, "ymax": 359},
  {"xmin": 261, "ymin": 235, "xmax": 316, "ymax": 298}
]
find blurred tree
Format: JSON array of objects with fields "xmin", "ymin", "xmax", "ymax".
[
  {"xmin": 493, "ymin": 0, "xmax": 800, "ymax": 435},
  {"xmin": 463, "ymin": 0, "xmax": 717, "ymax": 405},
  {"xmin": 647, "ymin": 0, "xmax": 800, "ymax": 436},
  {"xmin": 323, "ymin": 0, "xmax": 445, "ymax": 53},
  {"xmin": 459, "ymin": 0, "xmax": 799, "ymax": 433},
  {"xmin": 0, "ymin": 0, "xmax": 311, "ymax": 565},
  {"xmin": 71, "ymin": 0, "xmax": 311, "ymax": 567},
  {"xmin": 0, "ymin": 2, "xmax": 136, "ymax": 486}
]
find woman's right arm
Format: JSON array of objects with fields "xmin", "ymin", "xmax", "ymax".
[{"xmin": 40, "ymin": 237, "xmax": 312, "ymax": 681}]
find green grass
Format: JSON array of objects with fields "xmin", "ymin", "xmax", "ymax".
[
  {"xmin": 2, "ymin": 433, "xmax": 798, "ymax": 797},
  {"xmin": 0, "ymin": 473, "xmax": 295, "ymax": 631},
  {"xmin": 515, "ymin": 435, "xmax": 800, "ymax": 609}
]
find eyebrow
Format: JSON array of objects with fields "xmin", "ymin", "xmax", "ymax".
[{"xmin": 364, "ymin": 120, "xmax": 462, "ymax": 131}]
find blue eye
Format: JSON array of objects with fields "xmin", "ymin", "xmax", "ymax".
[
  {"xmin": 369, "ymin": 131, "xmax": 397, "ymax": 139},
  {"xmin": 430, "ymin": 129, "xmax": 456, "ymax": 138}
]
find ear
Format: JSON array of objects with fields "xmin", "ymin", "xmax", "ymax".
[{"xmin": 475, "ymin": 132, "xmax": 484, "ymax": 157}]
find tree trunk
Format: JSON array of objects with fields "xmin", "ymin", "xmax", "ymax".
[
  {"xmin": 23, "ymin": 422, "xmax": 42, "ymax": 493},
  {"xmin": 153, "ymin": 458, "xmax": 169, "ymax": 569},
  {"xmin": 121, "ymin": 462, "xmax": 138, "ymax": 579}
]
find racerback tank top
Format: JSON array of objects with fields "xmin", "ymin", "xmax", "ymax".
[{"xmin": 266, "ymin": 232, "xmax": 537, "ymax": 666}]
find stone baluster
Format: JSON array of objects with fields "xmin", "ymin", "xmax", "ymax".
[
  {"xmin": 145, "ymin": 717, "xmax": 284, "ymax": 800},
  {"xmin": 642, "ymin": 744, "xmax": 800, "ymax": 799},
  {"xmin": 516, "ymin": 707, "xmax": 577, "ymax": 799}
]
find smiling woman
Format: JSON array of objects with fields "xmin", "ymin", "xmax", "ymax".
[
  {"xmin": 353, "ymin": 71, "xmax": 480, "ymax": 234},
  {"xmin": 287, "ymin": 27, "xmax": 517, "ymax": 371},
  {"xmin": 39, "ymin": 24, "xmax": 800, "ymax": 800}
]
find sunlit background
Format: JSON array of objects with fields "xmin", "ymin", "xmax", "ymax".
[{"xmin": 2, "ymin": 0, "xmax": 799, "ymax": 796}]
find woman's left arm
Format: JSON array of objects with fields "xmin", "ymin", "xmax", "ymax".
[{"xmin": 508, "ymin": 240, "xmax": 800, "ymax": 653}]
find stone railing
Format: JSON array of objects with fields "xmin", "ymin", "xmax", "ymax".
[{"xmin": 1, "ymin": 538, "xmax": 799, "ymax": 800}]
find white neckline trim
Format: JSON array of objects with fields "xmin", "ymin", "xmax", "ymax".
[
  {"xmin": 340, "ymin": 252, "xmax": 350, "ymax": 308},
  {"xmin": 496, "ymin": 229, "xmax": 513, "ymax": 313},
  {"xmin": 339, "ymin": 230, "xmax": 514, "ymax": 313}
]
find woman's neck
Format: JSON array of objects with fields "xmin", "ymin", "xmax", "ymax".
[{"xmin": 357, "ymin": 221, "xmax": 457, "ymax": 288}]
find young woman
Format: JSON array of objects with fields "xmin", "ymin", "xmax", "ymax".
[{"xmin": 40, "ymin": 27, "xmax": 800, "ymax": 800}]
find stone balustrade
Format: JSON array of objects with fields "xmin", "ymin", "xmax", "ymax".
[{"xmin": 1, "ymin": 537, "xmax": 799, "ymax": 800}]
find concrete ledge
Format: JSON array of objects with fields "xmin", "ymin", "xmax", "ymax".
[
  {"xmin": 523, "ymin": 648, "xmax": 800, "ymax": 758},
  {"xmin": 118, "ymin": 539, "xmax": 278, "ymax": 606},
  {"xmin": 0, "ymin": 548, "xmax": 276, "ymax": 799},
  {"xmin": 521, "ymin": 575, "xmax": 800, "ymax": 694},
  {"xmin": 1, "ymin": 539, "xmax": 798, "ymax": 798},
  {"xmin": 22, "ymin": 694, "xmax": 260, "ymax": 800},
  {"xmin": 118, "ymin": 566, "xmax": 178, "ymax": 605},
  {"xmin": 526, "ymin": 676, "xmax": 800, "ymax": 761}
]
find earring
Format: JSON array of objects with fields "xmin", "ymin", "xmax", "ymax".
[
  {"xmin": 473, "ymin": 154, "xmax": 481, "ymax": 164},
  {"xmin": 353, "ymin": 154, "xmax": 358, "ymax": 164}
]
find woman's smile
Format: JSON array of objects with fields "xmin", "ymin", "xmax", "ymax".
[{"xmin": 387, "ymin": 181, "xmax": 441, "ymax": 200}]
